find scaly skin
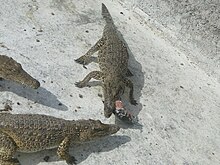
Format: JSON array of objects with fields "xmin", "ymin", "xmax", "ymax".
[
  {"xmin": 0, "ymin": 113, "xmax": 120, "ymax": 165},
  {"xmin": 75, "ymin": 3, "xmax": 137, "ymax": 118},
  {"xmin": 0, "ymin": 55, "xmax": 40, "ymax": 89}
]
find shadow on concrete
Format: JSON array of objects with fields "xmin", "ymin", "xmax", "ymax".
[
  {"xmin": 71, "ymin": 135, "xmax": 131, "ymax": 164},
  {"xmin": 115, "ymin": 117, "xmax": 143, "ymax": 130},
  {"xmin": 0, "ymin": 80, "xmax": 68, "ymax": 111},
  {"xmin": 18, "ymin": 135, "xmax": 130, "ymax": 165}
]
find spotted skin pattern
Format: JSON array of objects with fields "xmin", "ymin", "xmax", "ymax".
[
  {"xmin": 75, "ymin": 4, "xmax": 137, "ymax": 118},
  {"xmin": 0, "ymin": 55, "xmax": 40, "ymax": 89},
  {"xmin": 0, "ymin": 113, "xmax": 119, "ymax": 165}
]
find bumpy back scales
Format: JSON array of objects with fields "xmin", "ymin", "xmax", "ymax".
[
  {"xmin": 0, "ymin": 113, "xmax": 71, "ymax": 152},
  {"xmin": 98, "ymin": 4, "xmax": 129, "ymax": 75}
]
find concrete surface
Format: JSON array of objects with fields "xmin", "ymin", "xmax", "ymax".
[{"xmin": 0, "ymin": 0, "xmax": 219, "ymax": 165}]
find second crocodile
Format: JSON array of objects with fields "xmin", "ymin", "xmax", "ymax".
[
  {"xmin": 0, "ymin": 55, "xmax": 40, "ymax": 89},
  {"xmin": 75, "ymin": 3, "xmax": 137, "ymax": 118},
  {"xmin": 0, "ymin": 113, "xmax": 120, "ymax": 165}
]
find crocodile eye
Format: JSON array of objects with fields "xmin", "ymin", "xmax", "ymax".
[{"xmin": 94, "ymin": 128, "xmax": 103, "ymax": 131}]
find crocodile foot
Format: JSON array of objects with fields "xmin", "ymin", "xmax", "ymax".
[
  {"xmin": 114, "ymin": 100, "xmax": 134, "ymax": 123},
  {"xmin": 75, "ymin": 56, "xmax": 90, "ymax": 66},
  {"xmin": 66, "ymin": 156, "xmax": 77, "ymax": 165},
  {"xmin": 75, "ymin": 81, "xmax": 86, "ymax": 88}
]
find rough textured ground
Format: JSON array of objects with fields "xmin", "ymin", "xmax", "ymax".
[{"xmin": 0, "ymin": 0, "xmax": 219, "ymax": 165}]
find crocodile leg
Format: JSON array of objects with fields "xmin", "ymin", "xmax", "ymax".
[
  {"xmin": 57, "ymin": 137, "xmax": 76, "ymax": 165},
  {"xmin": 75, "ymin": 71, "xmax": 103, "ymax": 88},
  {"xmin": 75, "ymin": 38, "xmax": 104, "ymax": 65},
  {"xmin": 123, "ymin": 78, "xmax": 137, "ymax": 105},
  {"xmin": 0, "ymin": 132, "xmax": 20, "ymax": 165}
]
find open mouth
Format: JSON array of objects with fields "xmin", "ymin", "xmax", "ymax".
[{"xmin": 114, "ymin": 100, "xmax": 134, "ymax": 123}]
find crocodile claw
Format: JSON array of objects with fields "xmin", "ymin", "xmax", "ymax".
[
  {"xmin": 75, "ymin": 56, "xmax": 89, "ymax": 66},
  {"xmin": 131, "ymin": 99, "xmax": 138, "ymax": 105},
  {"xmin": 75, "ymin": 81, "xmax": 86, "ymax": 88},
  {"xmin": 66, "ymin": 156, "xmax": 77, "ymax": 165},
  {"xmin": 75, "ymin": 58, "xmax": 84, "ymax": 64},
  {"xmin": 75, "ymin": 82, "xmax": 82, "ymax": 88}
]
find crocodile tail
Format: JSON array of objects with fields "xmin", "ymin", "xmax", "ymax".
[{"xmin": 102, "ymin": 3, "xmax": 113, "ymax": 24}]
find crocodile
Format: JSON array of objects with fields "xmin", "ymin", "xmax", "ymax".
[
  {"xmin": 0, "ymin": 113, "xmax": 120, "ymax": 165},
  {"xmin": 0, "ymin": 55, "xmax": 40, "ymax": 89},
  {"xmin": 75, "ymin": 3, "xmax": 137, "ymax": 118}
]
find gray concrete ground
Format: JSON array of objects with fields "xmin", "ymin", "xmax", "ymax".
[{"xmin": 0, "ymin": 0, "xmax": 219, "ymax": 165}]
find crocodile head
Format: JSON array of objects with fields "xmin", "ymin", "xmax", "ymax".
[
  {"xmin": 75, "ymin": 119, "xmax": 120, "ymax": 142},
  {"xmin": 0, "ymin": 55, "xmax": 40, "ymax": 89},
  {"xmin": 102, "ymin": 76, "xmax": 125, "ymax": 118}
]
